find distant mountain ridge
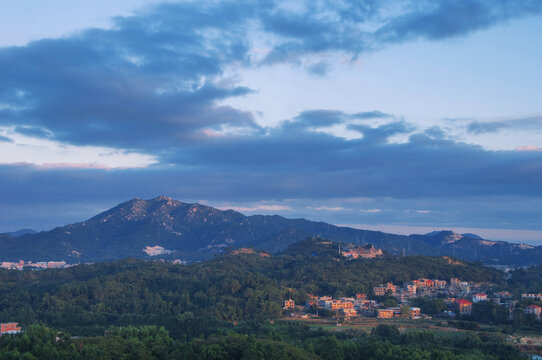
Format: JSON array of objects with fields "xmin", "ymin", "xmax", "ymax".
[
  {"xmin": 0, "ymin": 196, "xmax": 540, "ymax": 265},
  {"xmin": 5, "ymin": 228, "xmax": 37, "ymax": 237}
]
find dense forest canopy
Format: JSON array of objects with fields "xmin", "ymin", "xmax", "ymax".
[
  {"xmin": 0, "ymin": 322, "xmax": 525, "ymax": 360},
  {"xmin": 0, "ymin": 239, "xmax": 503, "ymax": 338}
]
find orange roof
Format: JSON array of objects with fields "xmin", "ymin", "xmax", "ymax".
[{"xmin": 458, "ymin": 299, "xmax": 472, "ymax": 305}]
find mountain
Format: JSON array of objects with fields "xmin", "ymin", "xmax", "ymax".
[
  {"xmin": 4, "ymin": 228, "xmax": 37, "ymax": 237},
  {"xmin": 0, "ymin": 196, "xmax": 540, "ymax": 265}
]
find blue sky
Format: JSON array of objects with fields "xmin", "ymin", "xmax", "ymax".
[{"xmin": 0, "ymin": 0, "xmax": 541, "ymax": 243}]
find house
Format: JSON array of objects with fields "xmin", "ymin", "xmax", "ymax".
[
  {"xmin": 318, "ymin": 299, "xmax": 333, "ymax": 309},
  {"xmin": 410, "ymin": 307, "xmax": 421, "ymax": 317},
  {"xmin": 283, "ymin": 299, "xmax": 295, "ymax": 309},
  {"xmin": 47, "ymin": 261, "xmax": 66, "ymax": 269},
  {"xmin": 377, "ymin": 309, "xmax": 394, "ymax": 319},
  {"xmin": 0, "ymin": 323, "xmax": 22, "ymax": 336},
  {"xmin": 522, "ymin": 294, "xmax": 542, "ymax": 301},
  {"xmin": 331, "ymin": 300, "xmax": 354, "ymax": 310},
  {"xmin": 373, "ymin": 282, "xmax": 396, "ymax": 296},
  {"xmin": 525, "ymin": 305, "xmax": 542, "ymax": 319},
  {"xmin": 414, "ymin": 279, "xmax": 434, "ymax": 288},
  {"xmin": 354, "ymin": 299, "xmax": 376, "ymax": 310},
  {"xmin": 404, "ymin": 283, "xmax": 417, "ymax": 295},
  {"xmin": 457, "ymin": 299, "xmax": 472, "ymax": 315},
  {"xmin": 341, "ymin": 308, "xmax": 357, "ymax": 317},
  {"xmin": 495, "ymin": 291, "xmax": 513, "ymax": 300},
  {"xmin": 472, "ymin": 293, "xmax": 488, "ymax": 303},
  {"xmin": 341, "ymin": 245, "xmax": 383, "ymax": 259}
]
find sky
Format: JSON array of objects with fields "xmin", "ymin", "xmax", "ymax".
[{"xmin": 0, "ymin": 0, "xmax": 541, "ymax": 244}]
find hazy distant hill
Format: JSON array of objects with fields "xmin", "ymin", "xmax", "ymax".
[
  {"xmin": 0, "ymin": 196, "xmax": 540, "ymax": 265},
  {"xmin": 5, "ymin": 228, "xmax": 37, "ymax": 237}
]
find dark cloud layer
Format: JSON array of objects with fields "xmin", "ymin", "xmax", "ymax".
[{"xmin": 1, "ymin": 122, "xmax": 542, "ymax": 231}]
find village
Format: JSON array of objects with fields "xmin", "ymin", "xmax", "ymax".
[
  {"xmin": 283, "ymin": 275, "xmax": 542, "ymax": 321},
  {"xmin": 0, "ymin": 260, "xmax": 71, "ymax": 270},
  {"xmin": 281, "ymin": 244, "xmax": 542, "ymax": 322}
]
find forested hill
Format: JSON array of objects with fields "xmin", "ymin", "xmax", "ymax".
[
  {"xmin": 0, "ymin": 196, "xmax": 540, "ymax": 265},
  {"xmin": 0, "ymin": 240, "xmax": 502, "ymax": 338},
  {"xmin": 508, "ymin": 263, "xmax": 542, "ymax": 294}
]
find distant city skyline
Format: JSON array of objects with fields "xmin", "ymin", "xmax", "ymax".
[{"xmin": 0, "ymin": 0, "xmax": 541, "ymax": 243}]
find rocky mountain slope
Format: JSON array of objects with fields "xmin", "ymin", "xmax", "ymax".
[{"xmin": 0, "ymin": 196, "xmax": 540, "ymax": 265}]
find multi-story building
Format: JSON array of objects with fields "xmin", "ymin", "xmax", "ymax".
[
  {"xmin": 457, "ymin": 299, "xmax": 472, "ymax": 315},
  {"xmin": 525, "ymin": 305, "xmax": 542, "ymax": 319},
  {"xmin": 495, "ymin": 291, "xmax": 513, "ymax": 300},
  {"xmin": 341, "ymin": 308, "xmax": 357, "ymax": 317},
  {"xmin": 283, "ymin": 299, "xmax": 295, "ymax": 309},
  {"xmin": 472, "ymin": 293, "xmax": 488, "ymax": 303},
  {"xmin": 404, "ymin": 283, "xmax": 417, "ymax": 295},
  {"xmin": 521, "ymin": 294, "xmax": 542, "ymax": 301},
  {"xmin": 331, "ymin": 300, "xmax": 354, "ymax": 310},
  {"xmin": 414, "ymin": 279, "xmax": 434, "ymax": 288},
  {"xmin": 373, "ymin": 282, "xmax": 397, "ymax": 296},
  {"xmin": 377, "ymin": 309, "xmax": 394, "ymax": 319},
  {"xmin": 342, "ymin": 245, "xmax": 383, "ymax": 259},
  {"xmin": 0, "ymin": 323, "xmax": 21, "ymax": 336}
]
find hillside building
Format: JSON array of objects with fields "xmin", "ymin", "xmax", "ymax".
[
  {"xmin": 457, "ymin": 299, "xmax": 472, "ymax": 315},
  {"xmin": 0, "ymin": 323, "xmax": 21, "ymax": 336},
  {"xmin": 525, "ymin": 305, "xmax": 542, "ymax": 319},
  {"xmin": 341, "ymin": 245, "xmax": 383, "ymax": 259},
  {"xmin": 283, "ymin": 299, "xmax": 295, "ymax": 309},
  {"xmin": 472, "ymin": 293, "xmax": 488, "ymax": 303}
]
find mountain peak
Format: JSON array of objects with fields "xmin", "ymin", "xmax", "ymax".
[
  {"xmin": 152, "ymin": 195, "xmax": 174, "ymax": 202},
  {"xmin": 423, "ymin": 230, "xmax": 464, "ymax": 244}
]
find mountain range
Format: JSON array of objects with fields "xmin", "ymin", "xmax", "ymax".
[{"xmin": 0, "ymin": 196, "xmax": 540, "ymax": 265}]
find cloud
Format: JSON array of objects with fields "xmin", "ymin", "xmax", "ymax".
[
  {"xmin": 1, "ymin": 0, "xmax": 542, "ymax": 232},
  {"xmin": 306, "ymin": 61, "xmax": 332, "ymax": 76},
  {"xmin": 0, "ymin": 1, "xmax": 260, "ymax": 151},
  {"xmin": 414, "ymin": 210, "xmax": 431, "ymax": 214},
  {"xmin": 311, "ymin": 206, "xmax": 348, "ymax": 211},
  {"xmin": 515, "ymin": 145, "xmax": 541, "ymax": 152},
  {"xmin": 347, "ymin": 120, "xmax": 415, "ymax": 144},
  {"xmin": 467, "ymin": 120, "xmax": 508, "ymax": 134},
  {"xmin": 217, "ymin": 204, "xmax": 292, "ymax": 212},
  {"xmin": 374, "ymin": 0, "xmax": 542, "ymax": 43},
  {"xmin": 467, "ymin": 116, "xmax": 542, "ymax": 134},
  {"xmin": 1, "ymin": 0, "xmax": 540, "ymax": 157}
]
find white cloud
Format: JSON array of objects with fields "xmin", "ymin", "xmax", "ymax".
[
  {"xmin": 0, "ymin": 127, "xmax": 157, "ymax": 169},
  {"xmin": 217, "ymin": 204, "xmax": 292, "ymax": 212}
]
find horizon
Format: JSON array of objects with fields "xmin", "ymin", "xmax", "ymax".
[{"xmin": 1, "ymin": 1, "xmax": 541, "ymax": 245}]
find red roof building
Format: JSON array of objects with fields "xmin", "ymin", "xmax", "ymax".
[
  {"xmin": 525, "ymin": 305, "xmax": 542, "ymax": 319},
  {"xmin": 457, "ymin": 299, "xmax": 472, "ymax": 315},
  {"xmin": 0, "ymin": 323, "xmax": 22, "ymax": 335}
]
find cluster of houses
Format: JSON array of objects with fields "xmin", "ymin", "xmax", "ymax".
[
  {"xmin": 283, "ymin": 277, "xmax": 542, "ymax": 320},
  {"xmin": 284, "ymin": 293, "xmax": 422, "ymax": 319},
  {"xmin": 0, "ymin": 260, "xmax": 70, "ymax": 270}
]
